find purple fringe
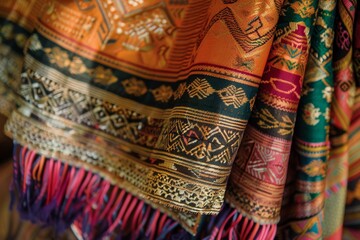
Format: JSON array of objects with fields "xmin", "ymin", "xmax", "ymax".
[{"xmin": 11, "ymin": 143, "xmax": 276, "ymax": 239}]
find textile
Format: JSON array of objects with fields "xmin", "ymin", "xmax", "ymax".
[
  {"xmin": 227, "ymin": 0, "xmax": 318, "ymax": 228},
  {"xmin": 344, "ymin": 0, "xmax": 360, "ymax": 232},
  {"xmin": 0, "ymin": 161, "xmax": 76, "ymax": 240},
  {"xmin": 0, "ymin": 0, "xmax": 360, "ymax": 239},
  {"xmin": 324, "ymin": 0, "xmax": 358, "ymax": 238},
  {"xmin": 277, "ymin": 0, "xmax": 336, "ymax": 238}
]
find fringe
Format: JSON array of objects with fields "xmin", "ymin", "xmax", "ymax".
[
  {"xmin": 11, "ymin": 143, "xmax": 277, "ymax": 240},
  {"xmin": 202, "ymin": 208, "xmax": 277, "ymax": 240}
]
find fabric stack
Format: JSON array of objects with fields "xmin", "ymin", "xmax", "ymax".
[{"xmin": 0, "ymin": 0, "xmax": 359, "ymax": 239}]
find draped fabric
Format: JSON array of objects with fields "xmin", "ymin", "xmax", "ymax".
[
  {"xmin": 344, "ymin": 0, "xmax": 360, "ymax": 235},
  {"xmin": 0, "ymin": 0, "xmax": 359, "ymax": 239},
  {"xmin": 278, "ymin": 0, "xmax": 336, "ymax": 238},
  {"xmin": 324, "ymin": 0, "xmax": 358, "ymax": 238},
  {"xmin": 227, "ymin": 0, "xmax": 318, "ymax": 228}
]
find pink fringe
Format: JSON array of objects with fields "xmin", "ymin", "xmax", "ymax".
[{"xmin": 12, "ymin": 144, "xmax": 277, "ymax": 239}]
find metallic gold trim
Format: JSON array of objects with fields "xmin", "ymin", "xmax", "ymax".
[
  {"xmin": 6, "ymin": 109, "xmax": 227, "ymax": 215},
  {"xmin": 35, "ymin": 23, "xmax": 261, "ymax": 85}
]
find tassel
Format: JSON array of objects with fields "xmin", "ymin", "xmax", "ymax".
[
  {"xmin": 11, "ymin": 143, "xmax": 182, "ymax": 239},
  {"xmin": 11, "ymin": 143, "xmax": 277, "ymax": 239},
  {"xmin": 204, "ymin": 205, "xmax": 276, "ymax": 240}
]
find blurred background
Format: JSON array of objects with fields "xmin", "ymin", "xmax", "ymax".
[{"xmin": 0, "ymin": 114, "xmax": 75, "ymax": 240}]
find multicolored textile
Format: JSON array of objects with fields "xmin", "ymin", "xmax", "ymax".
[
  {"xmin": 277, "ymin": 0, "xmax": 336, "ymax": 238},
  {"xmin": 344, "ymin": 0, "xmax": 360, "ymax": 232},
  {"xmin": 0, "ymin": 0, "xmax": 284, "ymax": 238},
  {"xmin": 324, "ymin": 0, "xmax": 358, "ymax": 238},
  {"xmin": 227, "ymin": 0, "xmax": 318, "ymax": 228},
  {"xmin": 0, "ymin": 0, "xmax": 360, "ymax": 239}
]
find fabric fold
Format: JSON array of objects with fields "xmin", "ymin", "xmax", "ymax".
[
  {"xmin": 226, "ymin": 0, "xmax": 319, "ymax": 234},
  {"xmin": 323, "ymin": 0, "xmax": 358, "ymax": 238},
  {"xmin": 3, "ymin": 0, "xmax": 359, "ymax": 239},
  {"xmin": 0, "ymin": 0, "xmax": 284, "ymax": 239},
  {"xmin": 276, "ymin": 0, "xmax": 337, "ymax": 238}
]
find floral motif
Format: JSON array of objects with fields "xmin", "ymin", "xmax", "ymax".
[
  {"xmin": 44, "ymin": 47, "xmax": 71, "ymax": 68},
  {"xmin": 122, "ymin": 77, "xmax": 147, "ymax": 96},
  {"xmin": 151, "ymin": 85, "xmax": 173, "ymax": 102},
  {"xmin": 302, "ymin": 103, "xmax": 321, "ymax": 125},
  {"xmin": 91, "ymin": 66, "xmax": 118, "ymax": 85},
  {"xmin": 322, "ymin": 86, "xmax": 332, "ymax": 103},
  {"xmin": 69, "ymin": 57, "xmax": 87, "ymax": 75},
  {"xmin": 43, "ymin": 46, "xmax": 118, "ymax": 84}
]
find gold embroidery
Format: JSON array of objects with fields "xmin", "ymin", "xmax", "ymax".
[
  {"xmin": 302, "ymin": 159, "xmax": 326, "ymax": 177},
  {"xmin": 91, "ymin": 66, "xmax": 118, "ymax": 85},
  {"xmin": 322, "ymin": 86, "xmax": 332, "ymax": 102},
  {"xmin": 68, "ymin": 56, "xmax": 87, "ymax": 75},
  {"xmin": 302, "ymin": 103, "xmax": 321, "ymax": 125},
  {"xmin": 217, "ymin": 85, "xmax": 248, "ymax": 108},
  {"xmin": 43, "ymin": 46, "xmax": 118, "ymax": 85},
  {"xmin": 122, "ymin": 77, "xmax": 147, "ymax": 96},
  {"xmin": 117, "ymin": 8, "xmax": 175, "ymax": 52},
  {"xmin": 291, "ymin": 0, "xmax": 315, "ymax": 18},
  {"xmin": 32, "ymin": 42, "xmax": 259, "ymax": 104},
  {"xmin": 227, "ymin": 126, "xmax": 292, "ymax": 224},
  {"xmin": 187, "ymin": 77, "xmax": 215, "ymax": 99},
  {"xmin": 0, "ymin": 0, "xmax": 286, "ymax": 234},
  {"xmin": 256, "ymin": 108, "xmax": 295, "ymax": 135},
  {"xmin": 151, "ymin": 85, "xmax": 173, "ymax": 102},
  {"xmin": 156, "ymin": 119, "xmax": 241, "ymax": 164},
  {"xmin": 44, "ymin": 47, "xmax": 71, "ymax": 68},
  {"xmin": 173, "ymin": 82, "xmax": 187, "ymax": 100},
  {"xmin": 316, "ymin": 16, "xmax": 328, "ymax": 29},
  {"xmin": 320, "ymin": 28, "xmax": 334, "ymax": 48},
  {"xmin": 249, "ymin": 96, "xmax": 256, "ymax": 111},
  {"xmin": 5, "ymin": 110, "xmax": 227, "ymax": 215}
]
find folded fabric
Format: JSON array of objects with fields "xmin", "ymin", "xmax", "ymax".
[{"xmin": 0, "ymin": 0, "xmax": 359, "ymax": 239}]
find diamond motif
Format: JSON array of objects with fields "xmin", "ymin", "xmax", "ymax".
[
  {"xmin": 217, "ymin": 85, "xmax": 248, "ymax": 108},
  {"xmin": 187, "ymin": 78, "xmax": 215, "ymax": 99}
]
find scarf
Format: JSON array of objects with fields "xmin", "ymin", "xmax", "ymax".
[{"xmin": 0, "ymin": 0, "xmax": 359, "ymax": 239}]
